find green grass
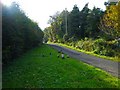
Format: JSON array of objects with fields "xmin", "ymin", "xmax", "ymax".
[
  {"xmin": 3, "ymin": 44, "xmax": 120, "ymax": 88},
  {"xmin": 49, "ymin": 42, "xmax": 120, "ymax": 62}
]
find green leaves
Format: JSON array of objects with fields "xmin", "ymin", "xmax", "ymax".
[
  {"xmin": 44, "ymin": 3, "xmax": 104, "ymax": 43},
  {"xmin": 2, "ymin": 3, "xmax": 44, "ymax": 65}
]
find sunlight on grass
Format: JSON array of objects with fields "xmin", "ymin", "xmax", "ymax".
[{"xmin": 3, "ymin": 44, "xmax": 120, "ymax": 88}]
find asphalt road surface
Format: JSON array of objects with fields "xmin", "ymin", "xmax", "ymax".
[{"xmin": 49, "ymin": 44, "xmax": 120, "ymax": 78}]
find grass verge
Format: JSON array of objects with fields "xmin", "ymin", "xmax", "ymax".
[
  {"xmin": 3, "ymin": 44, "xmax": 120, "ymax": 88},
  {"xmin": 48, "ymin": 42, "xmax": 120, "ymax": 62}
]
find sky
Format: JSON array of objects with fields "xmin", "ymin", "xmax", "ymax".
[{"xmin": 2, "ymin": 0, "xmax": 108, "ymax": 30}]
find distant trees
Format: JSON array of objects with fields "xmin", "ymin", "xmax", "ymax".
[
  {"xmin": 44, "ymin": 3, "xmax": 104, "ymax": 43},
  {"xmin": 2, "ymin": 3, "xmax": 44, "ymax": 65}
]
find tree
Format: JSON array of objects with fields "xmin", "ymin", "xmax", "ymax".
[
  {"xmin": 79, "ymin": 3, "xmax": 90, "ymax": 38},
  {"xmin": 85, "ymin": 7, "xmax": 104, "ymax": 38},
  {"xmin": 46, "ymin": 10, "xmax": 69, "ymax": 43},
  {"xmin": 99, "ymin": 1, "xmax": 120, "ymax": 39},
  {"xmin": 69, "ymin": 5, "xmax": 80, "ymax": 39}
]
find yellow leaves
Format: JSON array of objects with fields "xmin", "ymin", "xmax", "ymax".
[
  {"xmin": 99, "ymin": 1, "xmax": 120, "ymax": 38},
  {"xmin": 107, "ymin": 5, "xmax": 118, "ymax": 20}
]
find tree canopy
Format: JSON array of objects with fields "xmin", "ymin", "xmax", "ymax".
[
  {"xmin": 99, "ymin": 1, "xmax": 120, "ymax": 39},
  {"xmin": 44, "ymin": 3, "xmax": 104, "ymax": 43}
]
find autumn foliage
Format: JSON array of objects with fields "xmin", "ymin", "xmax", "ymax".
[{"xmin": 99, "ymin": 1, "xmax": 120, "ymax": 39}]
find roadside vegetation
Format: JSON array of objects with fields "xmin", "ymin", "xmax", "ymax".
[
  {"xmin": 48, "ymin": 38, "xmax": 120, "ymax": 62},
  {"xmin": 2, "ymin": 3, "xmax": 44, "ymax": 66},
  {"xmin": 44, "ymin": 2, "xmax": 120, "ymax": 62},
  {"xmin": 3, "ymin": 44, "xmax": 120, "ymax": 88}
]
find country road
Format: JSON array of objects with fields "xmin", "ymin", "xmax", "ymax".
[{"xmin": 49, "ymin": 44, "xmax": 120, "ymax": 78}]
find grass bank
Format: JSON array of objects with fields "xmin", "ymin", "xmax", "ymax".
[{"xmin": 3, "ymin": 44, "xmax": 120, "ymax": 88}]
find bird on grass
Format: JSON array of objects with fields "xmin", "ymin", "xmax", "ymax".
[{"xmin": 61, "ymin": 52, "xmax": 64, "ymax": 59}]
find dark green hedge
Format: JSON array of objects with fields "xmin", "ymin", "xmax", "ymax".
[{"xmin": 2, "ymin": 3, "xmax": 44, "ymax": 65}]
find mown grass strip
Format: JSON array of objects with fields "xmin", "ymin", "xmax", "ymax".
[{"xmin": 3, "ymin": 44, "xmax": 120, "ymax": 88}]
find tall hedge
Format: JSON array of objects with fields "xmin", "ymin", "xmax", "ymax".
[{"xmin": 2, "ymin": 3, "xmax": 44, "ymax": 65}]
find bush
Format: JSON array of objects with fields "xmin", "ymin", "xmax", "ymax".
[
  {"xmin": 76, "ymin": 38, "xmax": 95, "ymax": 51},
  {"xmin": 75, "ymin": 38, "xmax": 120, "ymax": 58}
]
